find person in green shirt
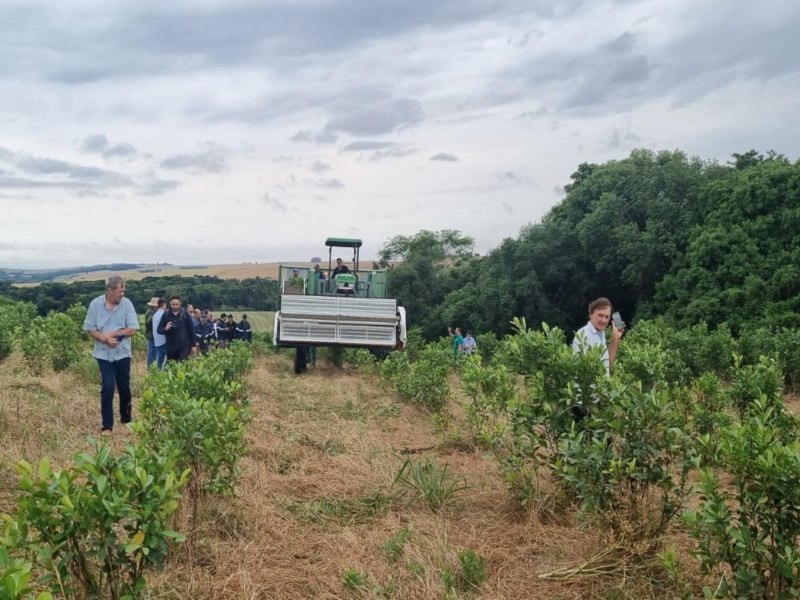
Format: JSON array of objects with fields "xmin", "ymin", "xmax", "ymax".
[
  {"xmin": 448, "ymin": 326, "xmax": 464, "ymax": 356},
  {"xmin": 289, "ymin": 269, "xmax": 304, "ymax": 286}
]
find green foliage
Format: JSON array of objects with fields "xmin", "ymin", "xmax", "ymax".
[
  {"xmin": 0, "ymin": 308, "xmax": 14, "ymax": 363},
  {"xmin": 393, "ymin": 457, "xmax": 468, "ymax": 512},
  {"xmin": 0, "ymin": 546, "xmax": 52, "ymax": 600},
  {"xmin": 379, "ymin": 230, "xmax": 474, "ymax": 340},
  {"xmin": 727, "ymin": 355, "xmax": 787, "ymax": 426},
  {"xmin": 461, "ymin": 319, "xmax": 607, "ymax": 505},
  {"xmin": 8, "ymin": 444, "xmax": 187, "ymax": 599},
  {"xmin": 455, "ymin": 549, "xmax": 486, "ymax": 592},
  {"xmin": 18, "ymin": 318, "xmax": 49, "ymax": 376},
  {"xmin": 380, "ymin": 342, "xmax": 451, "ymax": 412},
  {"xmin": 473, "ymin": 332, "xmax": 498, "ymax": 364},
  {"xmin": 688, "ymin": 372, "xmax": 731, "ymax": 441},
  {"xmin": 555, "ymin": 382, "xmax": 697, "ymax": 540},
  {"xmin": 382, "ymin": 526, "xmax": 413, "ymax": 564},
  {"xmin": 684, "ymin": 397, "xmax": 800, "ymax": 599},
  {"xmin": 739, "ymin": 325, "xmax": 800, "ymax": 392},
  {"xmin": 0, "ymin": 276, "xmax": 278, "ymax": 316},
  {"xmin": 341, "ymin": 569, "xmax": 396, "ymax": 598},
  {"xmin": 43, "ymin": 312, "xmax": 82, "ymax": 372},
  {"xmin": 441, "ymin": 550, "xmax": 487, "ymax": 595},
  {"xmin": 136, "ymin": 347, "xmax": 253, "ymax": 524}
]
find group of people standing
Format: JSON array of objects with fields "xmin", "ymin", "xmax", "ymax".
[
  {"xmin": 82, "ymin": 276, "xmax": 253, "ymax": 435},
  {"xmin": 448, "ymin": 326, "xmax": 478, "ymax": 356},
  {"xmin": 144, "ymin": 297, "xmax": 253, "ymax": 368}
]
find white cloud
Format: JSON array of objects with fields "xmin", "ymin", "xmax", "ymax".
[{"xmin": 0, "ymin": 0, "xmax": 799, "ymax": 267}]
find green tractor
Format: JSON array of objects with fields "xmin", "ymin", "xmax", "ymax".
[{"xmin": 273, "ymin": 237, "xmax": 407, "ymax": 373}]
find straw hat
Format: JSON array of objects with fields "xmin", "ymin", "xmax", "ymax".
[{"xmin": 146, "ymin": 297, "xmax": 160, "ymax": 308}]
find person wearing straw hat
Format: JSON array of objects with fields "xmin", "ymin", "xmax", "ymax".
[{"xmin": 144, "ymin": 297, "xmax": 160, "ymax": 368}]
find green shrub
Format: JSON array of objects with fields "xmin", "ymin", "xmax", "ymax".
[
  {"xmin": 684, "ymin": 396, "xmax": 800, "ymax": 599},
  {"xmin": 9, "ymin": 444, "xmax": 187, "ymax": 599},
  {"xmin": 44, "ymin": 312, "xmax": 83, "ymax": 372},
  {"xmin": 381, "ymin": 343, "xmax": 451, "ymax": 412},
  {"xmin": 461, "ymin": 319, "xmax": 608, "ymax": 506},
  {"xmin": 474, "ymin": 331, "xmax": 498, "ymax": 363},
  {"xmin": 555, "ymin": 382, "xmax": 696, "ymax": 540},
  {"xmin": 18, "ymin": 318, "xmax": 49, "ymax": 375},
  {"xmin": 0, "ymin": 545, "xmax": 52, "ymax": 600},
  {"xmin": 137, "ymin": 352, "xmax": 253, "ymax": 523}
]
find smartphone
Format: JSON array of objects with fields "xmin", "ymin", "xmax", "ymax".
[{"xmin": 611, "ymin": 311, "xmax": 625, "ymax": 330}]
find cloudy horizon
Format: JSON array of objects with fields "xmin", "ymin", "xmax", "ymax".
[{"xmin": 2, "ymin": 0, "xmax": 799, "ymax": 269}]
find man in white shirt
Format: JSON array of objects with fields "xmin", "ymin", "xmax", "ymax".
[
  {"xmin": 572, "ymin": 297, "xmax": 624, "ymax": 376},
  {"xmin": 83, "ymin": 276, "xmax": 139, "ymax": 434}
]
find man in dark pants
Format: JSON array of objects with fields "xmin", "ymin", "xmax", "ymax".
[
  {"xmin": 83, "ymin": 276, "xmax": 139, "ymax": 435},
  {"xmin": 157, "ymin": 295, "xmax": 198, "ymax": 361}
]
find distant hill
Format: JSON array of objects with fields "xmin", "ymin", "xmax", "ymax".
[
  {"xmin": 0, "ymin": 262, "xmax": 317, "ymax": 284},
  {"xmin": 0, "ymin": 263, "xmax": 141, "ymax": 284}
]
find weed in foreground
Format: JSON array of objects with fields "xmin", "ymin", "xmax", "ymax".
[
  {"xmin": 382, "ymin": 525, "xmax": 413, "ymax": 564},
  {"xmin": 341, "ymin": 569, "xmax": 397, "ymax": 598},
  {"xmin": 394, "ymin": 457, "xmax": 469, "ymax": 512}
]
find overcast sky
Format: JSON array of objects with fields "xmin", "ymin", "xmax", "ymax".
[{"xmin": 1, "ymin": 0, "xmax": 799, "ymax": 268}]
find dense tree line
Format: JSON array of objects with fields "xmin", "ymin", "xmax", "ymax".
[
  {"xmin": 1, "ymin": 148, "xmax": 796, "ymax": 334},
  {"xmin": 381, "ymin": 149, "xmax": 800, "ymax": 338},
  {"xmin": 0, "ymin": 275, "xmax": 278, "ymax": 315}
]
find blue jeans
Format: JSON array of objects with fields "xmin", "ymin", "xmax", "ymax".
[
  {"xmin": 155, "ymin": 344, "xmax": 166, "ymax": 370},
  {"xmin": 97, "ymin": 357, "xmax": 132, "ymax": 431},
  {"xmin": 146, "ymin": 339, "xmax": 157, "ymax": 368}
]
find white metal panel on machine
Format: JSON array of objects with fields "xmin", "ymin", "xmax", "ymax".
[{"xmin": 277, "ymin": 295, "xmax": 399, "ymax": 346}]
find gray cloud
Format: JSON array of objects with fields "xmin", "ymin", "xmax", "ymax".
[
  {"xmin": 263, "ymin": 192, "xmax": 287, "ymax": 211},
  {"xmin": 310, "ymin": 160, "xmax": 332, "ymax": 173},
  {"xmin": 369, "ymin": 147, "xmax": 418, "ymax": 161},
  {"xmin": 136, "ymin": 178, "xmax": 181, "ymax": 196},
  {"xmin": 342, "ymin": 140, "xmax": 396, "ymax": 152},
  {"xmin": 79, "ymin": 134, "xmax": 137, "ymax": 159},
  {"xmin": 160, "ymin": 148, "xmax": 227, "ymax": 173},
  {"xmin": 0, "ymin": 146, "xmax": 180, "ymax": 195},
  {"xmin": 324, "ymin": 98, "xmax": 424, "ymax": 137},
  {"xmin": 291, "ymin": 129, "xmax": 338, "ymax": 144},
  {"xmin": 305, "ymin": 178, "xmax": 344, "ymax": 189},
  {"xmin": 498, "ymin": 171, "xmax": 532, "ymax": 184},
  {"xmin": 603, "ymin": 31, "xmax": 636, "ymax": 54},
  {"xmin": 430, "ymin": 153, "xmax": 458, "ymax": 162},
  {"xmin": 609, "ymin": 55, "xmax": 650, "ymax": 84}
]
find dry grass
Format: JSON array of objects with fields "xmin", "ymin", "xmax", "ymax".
[{"xmin": 0, "ymin": 350, "xmax": 701, "ymax": 600}]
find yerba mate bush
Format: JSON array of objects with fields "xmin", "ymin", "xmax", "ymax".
[
  {"xmin": 18, "ymin": 318, "xmax": 49, "ymax": 376},
  {"xmin": 43, "ymin": 312, "xmax": 83, "ymax": 372},
  {"xmin": 684, "ymin": 396, "xmax": 800, "ymax": 599},
  {"xmin": 461, "ymin": 319, "xmax": 607, "ymax": 506},
  {"xmin": 136, "ymin": 344, "xmax": 253, "ymax": 524},
  {"xmin": 0, "ymin": 547, "xmax": 52, "ymax": 600},
  {"xmin": 4, "ymin": 443, "xmax": 187, "ymax": 600},
  {"xmin": 380, "ymin": 342, "xmax": 451, "ymax": 412},
  {"xmin": 555, "ymin": 382, "xmax": 696, "ymax": 540}
]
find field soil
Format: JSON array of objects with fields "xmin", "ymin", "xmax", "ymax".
[{"xmin": 0, "ymin": 349, "xmax": 705, "ymax": 599}]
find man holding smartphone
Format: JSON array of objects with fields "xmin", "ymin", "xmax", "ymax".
[{"xmin": 572, "ymin": 297, "xmax": 624, "ymax": 376}]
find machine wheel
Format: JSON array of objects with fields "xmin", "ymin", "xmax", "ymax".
[{"xmin": 294, "ymin": 347, "xmax": 308, "ymax": 374}]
